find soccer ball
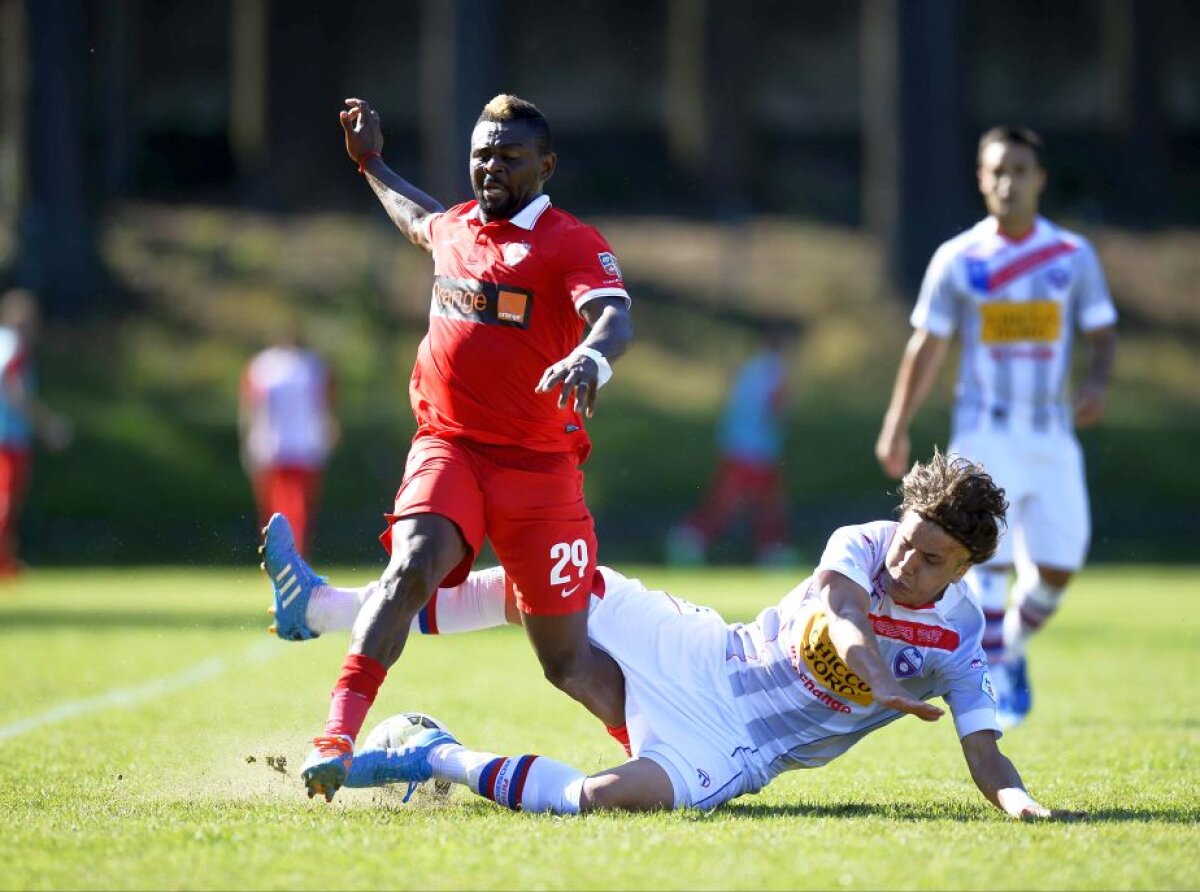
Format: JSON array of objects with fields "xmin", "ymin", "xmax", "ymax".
[{"xmin": 361, "ymin": 711, "xmax": 453, "ymax": 799}]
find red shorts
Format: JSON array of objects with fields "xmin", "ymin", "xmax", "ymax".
[{"xmin": 382, "ymin": 433, "xmax": 598, "ymax": 616}]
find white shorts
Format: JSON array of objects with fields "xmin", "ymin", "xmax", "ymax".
[
  {"xmin": 949, "ymin": 427, "xmax": 1090, "ymax": 571},
  {"xmin": 587, "ymin": 570, "xmax": 755, "ymax": 810}
]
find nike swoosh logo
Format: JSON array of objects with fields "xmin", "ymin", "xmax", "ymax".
[{"xmin": 560, "ymin": 584, "xmax": 581, "ymax": 598}]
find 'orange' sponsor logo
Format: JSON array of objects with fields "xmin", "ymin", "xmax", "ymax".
[
  {"xmin": 497, "ymin": 288, "xmax": 529, "ymax": 324},
  {"xmin": 433, "ymin": 280, "xmax": 488, "ymax": 315}
]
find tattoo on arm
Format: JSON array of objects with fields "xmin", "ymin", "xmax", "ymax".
[{"xmin": 361, "ymin": 162, "xmax": 444, "ymax": 252}]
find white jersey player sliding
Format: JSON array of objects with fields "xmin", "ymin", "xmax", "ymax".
[{"xmin": 263, "ymin": 451, "xmax": 1083, "ymax": 819}]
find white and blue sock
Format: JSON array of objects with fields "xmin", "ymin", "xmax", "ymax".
[
  {"xmin": 966, "ymin": 565, "xmax": 1010, "ymax": 665},
  {"xmin": 1005, "ymin": 574, "xmax": 1067, "ymax": 660},
  {"xmin": 305, "ymin": 567, "xmax": 510, "ymax": 636},
  {"xmin": 429, "ymin": 744, "xmax": 585, "ymax": 814}
]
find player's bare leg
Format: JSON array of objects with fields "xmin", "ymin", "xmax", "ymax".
[
  {"xmin": 522, "ymin": 609, "xmax": 627, "ymax": 729},
  {"xmin": 353, "ymin": 513, "xmax": 469, "ymax": 665},
  {"xmin": 579, "ymin": 758, "xmax": 676, "ymax": 812},
  {"xmin": 300, "ymin": 513, "xmax": 467, "ymax": 801}
]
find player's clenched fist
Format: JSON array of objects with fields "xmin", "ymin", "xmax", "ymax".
[{"xmin": 340, "ymin": 97, "xmax": 383, "ymax": 165}]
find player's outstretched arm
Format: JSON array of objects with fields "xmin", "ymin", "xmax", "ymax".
[
  {"xmin": 875, "ymin": 329, "xmax": 949, "ymax": 478},
  {"xmin": 340, "ymin": 98, "xmax": 444, "ymax": 252},
  {"xmin": 819, "ymin": 570, "xmax": 945, "ymax": 722},
  {"xmin": 960, "ymin": 730, "xmax": 1086, "ymax": 821}
]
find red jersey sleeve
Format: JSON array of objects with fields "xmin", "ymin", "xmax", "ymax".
[
  {"xmin": 422, "ymin": 211, "xmax": 445, "ymax": 257},
  {"xmin": 557, "ymin": 225, "xmax": 631, "ymax": 313}
]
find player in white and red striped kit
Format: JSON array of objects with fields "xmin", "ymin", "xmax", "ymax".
[
  {"xmin": 240, "ymin": 334, "xmax": 337, "ymax": 557},
  {"xmin": 875, "ymin": 126, "xmax": 1118, "ymax": 727},
  {"xmin": 295, "ymin": 452, "xmax": 1082, "ymax": 820}
]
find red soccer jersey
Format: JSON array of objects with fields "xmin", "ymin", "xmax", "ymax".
[{"xmin": 413, "ymin": 195, "xmax": 629, "ymax": 459}]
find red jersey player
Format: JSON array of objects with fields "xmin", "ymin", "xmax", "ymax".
[{"xmin": 262, "ymin": 94, "xmax": 634, "ymax": 801}]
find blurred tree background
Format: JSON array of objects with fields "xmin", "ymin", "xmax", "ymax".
[{"xmin": 0, "ymin": 0, "xmax": 1197, "ymax": 567}]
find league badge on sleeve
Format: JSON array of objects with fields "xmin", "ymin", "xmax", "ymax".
[{"xmin": 598, "ymin": 251, "xmax": 622, "ymax": 279}]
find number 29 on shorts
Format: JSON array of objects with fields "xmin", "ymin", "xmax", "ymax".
[{"xmin": 549, "ymin": 539, "xmax": 589, "ymax": 587}]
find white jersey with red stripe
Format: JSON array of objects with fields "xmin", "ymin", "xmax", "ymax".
[
  {"xmin": 912, "ymin": 216, "xmax": 1117, "ymax": 435},
  {"xmin": 724, "ymin": 520, "xmax": 1000, "ymax": 790}
]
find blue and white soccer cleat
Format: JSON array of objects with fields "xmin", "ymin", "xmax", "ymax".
[
  {"xmin": 344, "ymin": 728, "xmax": 459, "ymax": 802},
  {"xmin": 260, "ymin": 513, "xmax": 324, "ymax": 641},
  {"xmin": 1005, "ymin": 656, "xmax": 1033, "ymax": 723},
  {"xmin": 994, "ymin": 657, "xmax": 1032, "ymax": 730},
  {"xmin": 300, "ymin": 734, "xmax": 355, "ymax": 802}
]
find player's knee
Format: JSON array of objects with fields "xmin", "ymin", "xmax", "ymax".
[
  {"xmin": 380, "ymin": 553, "xmax": 442, "ymax": 613},
  {"xmin": 536, "ymin": 645, "xmax": 591, "ymax": 694},
  {"xmin": 579, "ymin": 775, "xmax": 665, "ymax": 814},
  {"xmin": 578, "ymin": 776, "xmax": 619, "ymax": 812}
]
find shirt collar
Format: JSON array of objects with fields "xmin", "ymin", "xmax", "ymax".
[
  {"xmin": 474, "ymin": 194, "xmax": 552, "ymax": 230},
  {"xmin": 985, "ymin": 214, "xmax": 1043, "ymax": 244}
]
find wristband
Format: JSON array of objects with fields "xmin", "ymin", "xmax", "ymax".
[
  {"xmin": 357, "ymin": 151, "xmax": 382, "ymax": 174},
  {"xmin": 570, "ymin": 346, "xmax": 613, "ymax": 388}
]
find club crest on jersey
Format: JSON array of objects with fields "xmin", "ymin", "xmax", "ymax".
[
  {"xmin": 893, "ymin": 645, "xmax": 924, "ymax": 679},
  {"xmin": 1045, "ymin": 265, "xmax": 1071, "ymax": 289},
  {"xmin": 598, "ymin": 251, "xmax": 622, "ymax": 279},
  {"xmin": 967, "ymin": 258, "xmax": 990, "ymax": 292},
  {"xmin": 503, "ymin": 242, "xmax": 531, "ymax": 266}
]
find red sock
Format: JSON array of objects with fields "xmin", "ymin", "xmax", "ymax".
[
  {"xmin": 606, "ymin": 723, "xmax": 632, "ymax": 757},
  {"xmin": 323, "ymin": 653, "xmax": 388, "ymax": 741}
]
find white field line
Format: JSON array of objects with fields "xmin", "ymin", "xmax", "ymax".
[{"xmin": 0, "ymin": 639, "xmax": 281, "ymax": 742}]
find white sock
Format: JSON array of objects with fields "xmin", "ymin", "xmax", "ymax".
[
  {"xmin": 1005, "ymin": 575, "xmax": 1067, "ymax": 659},
  {"xmin": 414, "ymin": 566, "xmax": 510, "ymax": 634},
  {"xmin": 306, "ymin": 582, "xmax": 379, "ymax": 634},
  {"xmin": 965, "ymin": 566, "xmax": 1010, "ymax": 664},
  {"xmin": 304, "ymin": 567, "xmax": 510, "ymax": 635},
  {"xmin": 430, "ymin": 744, "xmax": 584, "ymax": 814}
]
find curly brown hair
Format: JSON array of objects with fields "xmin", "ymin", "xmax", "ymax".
[{"xmin": 898, "ymin": 449, "xmax": 1009, "ymax": 564}]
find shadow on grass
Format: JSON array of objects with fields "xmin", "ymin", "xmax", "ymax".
[
  {"xmin": 721, "ymin": 801, "xmax": 982, "ymax": 822},
  {"xmin": 0, "ymin": 609, "xmax": 257, "ymax": 632},
  {"xmin": 720, "ymin": 801, "xmax": 1199, "ymax": 824}
]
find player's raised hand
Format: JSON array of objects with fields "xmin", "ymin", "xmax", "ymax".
[
  {"xmin": 536, "ymin": 354, "xmax": 600, "ymax": 418},
  {"xmin": 340, "ymin": 97, "xmax": 384, "ymax": 165}
]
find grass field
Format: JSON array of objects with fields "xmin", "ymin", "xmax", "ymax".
[{"xmin": 1, "ymin": 565, "xmax": 1197, "ymax": 891}]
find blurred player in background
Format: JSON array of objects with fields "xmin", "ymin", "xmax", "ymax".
[
  {"xmin": 239, "ymin": 326, "xmax": 337, "ymax": 557},
  {"xmin": 336, "ymin": 452, "xmax": 1081, "ymax": 821},
  {"xmin": 667, "ymin": 322, "xmax": 797, "ymax": 567},
  {"xmin": 874, "ymin": 126, "xmax": 1118, "ymax": 728},
  {"xmin": 0, "ymin": 289, "xmax": 73, "ymax": 578},
  {"xmin": 262, "ymin": 93, "xmax": 633, "ymax": 802}
]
